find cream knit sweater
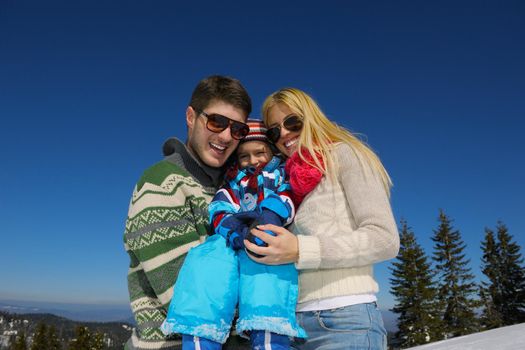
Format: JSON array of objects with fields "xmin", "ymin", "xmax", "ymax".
[{"xmin": 291, "ymin": 142, "xmax": 400, "ymax": 304}]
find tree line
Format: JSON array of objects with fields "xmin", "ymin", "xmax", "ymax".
[
  {"xmin": 10, "ymin": 324, "xmax": 105, "ymax": 350},
  {"xmin": 390, "ymin": 209, "xmax": 525, "ymax": 349}
]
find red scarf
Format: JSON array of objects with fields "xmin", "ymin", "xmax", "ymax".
[{"xmin": 285, "ymin": 149, "xmax": 324, "ymax": 206}]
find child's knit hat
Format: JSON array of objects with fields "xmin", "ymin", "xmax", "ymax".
[{"xmin": 241, "ymin": 119, "xmax": 268, "ymax": 143}]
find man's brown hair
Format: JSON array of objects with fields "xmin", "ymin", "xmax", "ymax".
[{"xmin": 189, "ymin": 75, "xmax": 252, "ymax": 118}]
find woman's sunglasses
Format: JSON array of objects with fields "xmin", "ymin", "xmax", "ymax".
[
  {"xmin": 266, "ymin": 114, "xmax": 304, "ymax": 143},
  {"xmin": 198, "ymin": 110, "xmax": 250, "ymax": 140}
]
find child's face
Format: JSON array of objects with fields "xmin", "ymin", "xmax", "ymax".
[{"xmin": 237, "ymin": 140, "xmax": 272, "ymax": 169}]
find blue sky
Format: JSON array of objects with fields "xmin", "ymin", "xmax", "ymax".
[{"xmin": 1, "ymin": 1, "xmax": 524, "ymax": 309}]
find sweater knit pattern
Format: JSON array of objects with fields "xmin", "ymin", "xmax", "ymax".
[
  {"xmin": 124, "ymin": 139, "xmax": 219, "ymax": 349},
  {"xmin": 291, "ymin": 143, "xmax": 400, "ymax": 304}
]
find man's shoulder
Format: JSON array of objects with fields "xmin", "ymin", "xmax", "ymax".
[{"xmin": 136, "ymin": 159, "xmax": 192, "ymax": 191}]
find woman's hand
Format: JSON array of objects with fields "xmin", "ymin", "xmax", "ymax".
[{"xmin": 243, "ymin": 224, "xmax": 299, "ymax": 265}]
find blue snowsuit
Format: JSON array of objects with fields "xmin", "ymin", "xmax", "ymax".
[{"xmin": 161, "ymin": 156, "xmax": 306, "ymax": 344}]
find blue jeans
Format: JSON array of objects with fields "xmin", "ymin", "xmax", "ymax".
[{"xmin": 291, "ymin": 303, "xmax": 387, "ymax": 350}]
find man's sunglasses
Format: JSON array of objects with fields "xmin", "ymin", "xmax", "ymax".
[
  {"xmin": 266, "ymin": 114, "xmax": 304, "ymax": 143},
  {"xmin": 198, "ymin": 110, "xmax": 250, "ymax": 140}
]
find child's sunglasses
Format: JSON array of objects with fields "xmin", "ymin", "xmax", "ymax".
[
  {"xmin": 198, "ymin": 110, "xmax": 250, "ymax": 140},
  {"xmin": 266, "ymin": 115, "xmax": 304, "ymax": 143}
]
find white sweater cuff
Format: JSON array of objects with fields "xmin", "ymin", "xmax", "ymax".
[{"xmin": 295, "ymin": 235, "xmax": 322, "ymax": 270}]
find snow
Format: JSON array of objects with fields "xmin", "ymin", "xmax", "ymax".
[{"xmin": 406, "ymin": 323, "xmax": 525, "ymax": 350}]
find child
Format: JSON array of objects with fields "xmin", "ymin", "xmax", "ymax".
[{"xmin": 161, "ymin": 119, "xmax": 306, "ymax": 350}]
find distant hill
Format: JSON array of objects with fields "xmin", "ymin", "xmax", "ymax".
[
  {"xmin": 0, "ymin": 310, "xmax": 132, "ymax": 349},
  {"xmin": 0, "ymin": 299, "xmax": 132, "ymax": 323},
  {"xmin": 0, "ymin": 299, "xmax": 395, "ymax": 329},
  {"xmin": 381, "ymin": 309, "xmax": 399, "ymax": 333}
]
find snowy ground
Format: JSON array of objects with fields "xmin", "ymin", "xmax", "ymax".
[{"xmin": 406, "ymin": 323, "xmax": 525, "ymax": 350}]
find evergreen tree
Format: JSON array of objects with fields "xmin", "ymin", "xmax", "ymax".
[
  {"xmin": 30, "ymin": 323, "xmax": 48, "ymax": 350},
  {"xmin": 479, "ymin": 228, "xmax": 504, "ymax": 329},
  {"xmin": 390, "ymin": 219, "xmax": 445, "ymax": 347},
  {"xmin": 67, "ymin": 326, "xmax": 90, "ymax": 350},
  {"xmin": 67, "ymin": 326, "xmax": 103, "ymax": 350},
  {"xmin": 496, "ymin": 221, "xmax": 525, "ymax": 325},
  {"xmin": 47, "ymin": 325, "xmax": 62, "ymax": 350},
  {"xmin": 10, "ymin": 332, "xmax": 28, "ymax": 350},
  {"xmin": 92, "ymin": 332, "xmax": 105, "ymax": 350},
  {"xmin": 431, "ymin": 209, "xmax": 479, "ymax": 337}
]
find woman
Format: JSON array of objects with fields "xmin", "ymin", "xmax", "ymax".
[{"xmin": 243, "ymin": 88, "xmax": 400, "ymax": 350}]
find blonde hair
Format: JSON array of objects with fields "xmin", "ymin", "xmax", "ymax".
[{"xmin": 262, "ymin": 87, "xmax": 392, "ymax": 196}]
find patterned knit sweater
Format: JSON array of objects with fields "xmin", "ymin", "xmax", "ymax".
[
  {"xmin": 291, "ymin": 142, "xmax": 400, "ymax": 304},
  {"xmin": 123, "ymin": 138, "xmax": 223, "ymax": 350}
]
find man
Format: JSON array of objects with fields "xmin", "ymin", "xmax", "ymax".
[{"xmin": 124, "ymin": 75, "xmax": 252, "ymax": 349}]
